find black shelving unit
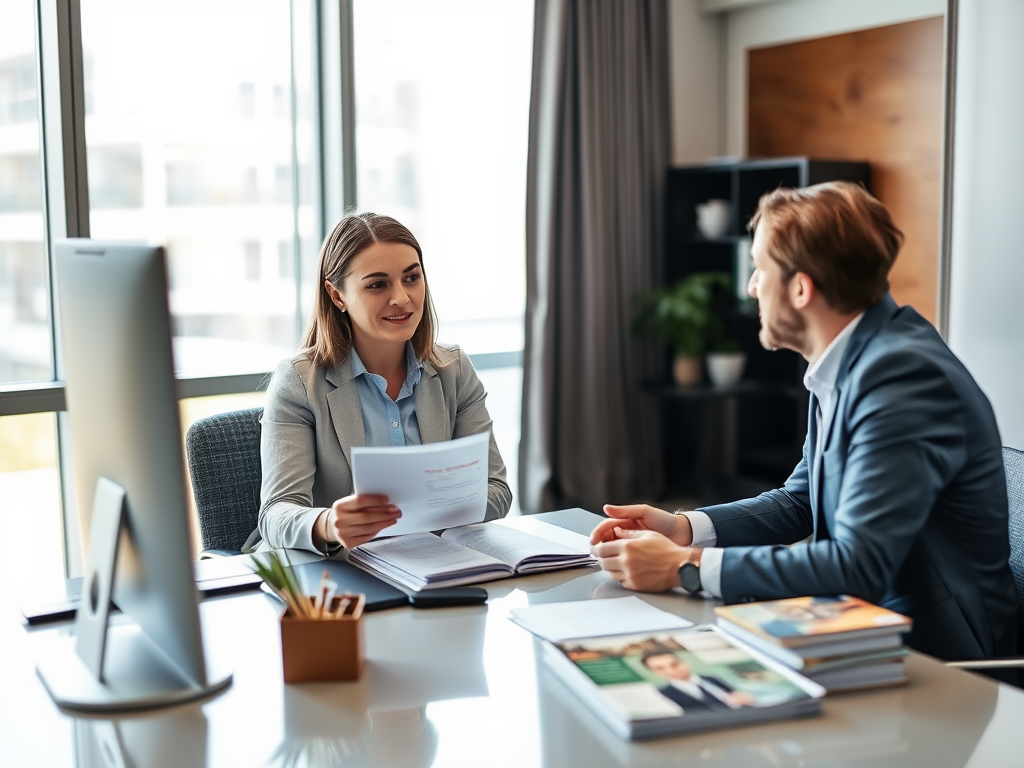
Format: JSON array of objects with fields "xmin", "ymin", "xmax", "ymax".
[{"xmin": 656, "ymin": 157, "xmax": 871, "ymax": 502}]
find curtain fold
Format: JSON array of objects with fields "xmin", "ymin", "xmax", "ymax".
[{"xmin": 520, "ymin": 0, "xmax": 669, "ymax": 513}]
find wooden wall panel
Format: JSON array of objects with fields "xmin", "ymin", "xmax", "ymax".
[{"xmin": 747, "ymin": 17, "xmax": 944, "ymax": 323}]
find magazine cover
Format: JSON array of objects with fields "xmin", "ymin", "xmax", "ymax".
[
  {"xmin": 714, "ymin": 595, "xmax": 912, "ymax": 647},
  {"xmin": 548, "ymin": 625, "xmax": 822, "ymax": 739}
]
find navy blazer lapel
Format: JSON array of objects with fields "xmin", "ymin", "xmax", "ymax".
[
  {"xmin": 834, "ymin": 294, "xmax": 899, "ymax": 392},
  {"xmin": 808, "ymin": 391, "xmax": 823, "ymax": 540},
  {"xmin": 325, "ymin": 357, "xmax": 365, "ymax": 471},
  {"xmin": 814, "ymin": 295, "xmax": 899, "ymax": 538},
  {"xmin": 413, "ymin": 359, "xmax": 448, "ymax": 444}
]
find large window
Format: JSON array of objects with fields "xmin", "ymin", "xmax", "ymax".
[
  {"xmin": 0, "ymin": 413, "xmax": 63, "ymax": 588},
  {"xmin": 80, "ymin": 0, "xmax": 320, "ymax": 376},
  {"xmin": 0, "ymin": 1, "xmax": 533, "ymax": 577},
  {"xmin": 0, "ymin": 1, "xmax": 63, "ymax": 585},
  {"xmin": 353, "ymin": 0, "xmax": 532, "ymax": 355},
  {"xmin": 0, "ymin": 0, "xmax": 50, "ymax": 385}
]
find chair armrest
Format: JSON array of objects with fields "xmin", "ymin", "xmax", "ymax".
[{"xmin": 946, "ymin": 658, "xmax": 1024, "ymax": 670}]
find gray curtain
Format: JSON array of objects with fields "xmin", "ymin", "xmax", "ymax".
[{"xmin": 520, "ymin": 0, "xmax": 670, "ymax": 514}]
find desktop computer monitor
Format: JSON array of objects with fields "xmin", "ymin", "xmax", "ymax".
[{"xmin": 36, "ymin": 240, "xmax": 231, "ymax": 712}]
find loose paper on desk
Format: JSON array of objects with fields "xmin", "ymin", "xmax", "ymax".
[
  {"xmin": 352, "ymin": 432, "xmax": 489, "ymax": 537},
  {"xmin": 509, "ymin": 596, "xmax": 693, "ymax": 643}
]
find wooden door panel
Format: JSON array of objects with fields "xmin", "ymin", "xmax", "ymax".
[{"xmin": 748, "ymin": 17, "xmax": 944, "ymax": 323}]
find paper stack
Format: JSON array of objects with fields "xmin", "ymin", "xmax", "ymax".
[{"xmin": 714, "ymin": 595, "xmax": 912, "ymax": 693}]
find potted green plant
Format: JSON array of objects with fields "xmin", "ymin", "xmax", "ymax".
[
  {"xmin": 703, "ymin": 276, "xmax": 747, "ymax": 388},
  {"xmin": 632, "ymin": 271, "xmax": 737, "ymax": 387}
]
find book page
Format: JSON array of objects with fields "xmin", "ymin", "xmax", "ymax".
[
  {"xmin": 441, "ymin": 522, "xmax": 582, "ymax": 568},
  {"xmin": 492, "ymin": 515, "xmax": 592, "ymax": 553},
  {"xmin": 354, "ymin": 532, "xmax": 507, "ymax": 577}
]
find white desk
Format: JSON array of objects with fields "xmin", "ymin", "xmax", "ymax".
[{"xmin": 5, "ymin": 508, "xmax": 1024, "ymax": 767}]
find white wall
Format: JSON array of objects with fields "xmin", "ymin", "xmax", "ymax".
[
  {"xmin": 720, "ymin": 0, "xmax": 945, "ymax": 156},
  {"xmin": 667, "ymin": 0, "xmax": 723, "ymax": 164},
  {"xmin": 947, "ymin": 0, "xmax": 1024, "ymax": 450}
]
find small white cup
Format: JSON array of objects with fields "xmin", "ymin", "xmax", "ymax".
[
  {"xmin": 696, "ymin": 199, "xmax": 731, "ymax": 239},
  {"xmin": 706, "ymin": 352, "xmax": 746, "ymax": 388}
]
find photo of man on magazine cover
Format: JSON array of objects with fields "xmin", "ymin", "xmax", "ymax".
[
  {"xmin": 558, "ymin": 626, "xmax": 808, "ymax": 718},
  {"xmin": 641, "ymin": 651, "xmax": 755, "ymax": 711}
]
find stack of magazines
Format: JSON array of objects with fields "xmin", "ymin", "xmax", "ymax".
[
  {"xmin": 714, "ymin": 595, "xmax": 912, "ymax": 693},
  {"xmin": 544, "ymin": 625, "xmax": 824, "ymax": 740}
]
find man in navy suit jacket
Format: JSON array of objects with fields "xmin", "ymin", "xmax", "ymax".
[
  {"xmin": 641, "ymin": 652, "xmax": 750, "ymax": 712},
  {"xmin": 592, "ymin": 182, "xmax": 1018, "ymax": 661}
]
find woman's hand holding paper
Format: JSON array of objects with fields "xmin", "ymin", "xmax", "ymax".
[{"xmin": 320, "ymin": 494, "xmax": 402, "ymax": 549}]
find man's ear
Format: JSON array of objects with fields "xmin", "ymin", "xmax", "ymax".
[{"xmin": 789, "ymin": 272, "xmax": 815, "ymax": 311}]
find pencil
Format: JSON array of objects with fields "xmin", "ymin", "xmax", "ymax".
[
  {"xmin": 316, "ymin": 569, "xmax": 331, "ymax": 619},
  {"xmin": 332, "ymin": 596, "xmax": 351, "ymax": 620}
]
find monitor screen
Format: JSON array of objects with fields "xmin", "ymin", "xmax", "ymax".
[{"xmin": 39, "ymin": 239, "xmax": 229, "ymax": 711}]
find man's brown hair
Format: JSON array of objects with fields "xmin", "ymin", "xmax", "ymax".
[{"xmin": 748, "ymin": 181, "xmax": 904, "ymax": 313}]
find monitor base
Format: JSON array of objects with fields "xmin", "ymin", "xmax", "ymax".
[{"xmin": 36, "ymin": 624, "xmax": 232, "ymax": 714}]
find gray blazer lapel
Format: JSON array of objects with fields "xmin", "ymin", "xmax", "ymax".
[
  {"xmin": 414, "ymin": 361, "xmax": 449, "ymax": 444},
  {"xmin": 325, "ymin": 358, "xmax": 365, "ymax": 471}
]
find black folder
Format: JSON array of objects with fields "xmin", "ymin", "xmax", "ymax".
[{"xmin": 292, "ymin": 559, "xmax": 410, "ymax": 612}]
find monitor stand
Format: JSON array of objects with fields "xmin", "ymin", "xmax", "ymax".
[{"xmin": 36, "ymin": 478, "xmax": 232, "ymax": 713}]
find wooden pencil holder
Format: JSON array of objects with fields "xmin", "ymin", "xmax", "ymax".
[{"xmin": 280, "ymin": 593, "xmax": 366, "ymax": 684}]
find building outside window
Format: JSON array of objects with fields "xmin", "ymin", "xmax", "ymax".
[{"xmin": 0, "ymin": 0, "xmax": 533, "ymax": 584}]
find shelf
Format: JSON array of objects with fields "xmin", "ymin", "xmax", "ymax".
[
  {"xmin": 659, "ymin": 157, "xmax": 869, "ymax": 494},
  {"xmin": 643, "ymin": 380, "xmax": 804, "ymax": 401},
  {"xmin": 677, "ymin": 235, "xmax": 740, "ymax": 246}
]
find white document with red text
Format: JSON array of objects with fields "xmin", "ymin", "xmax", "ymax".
[{"xmin": 352, "ymin": 432, "xmax": 489, "ymax": 537}]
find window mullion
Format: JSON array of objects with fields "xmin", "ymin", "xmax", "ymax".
[
  {"xmin": 37, "ymin": 0, "xmax": 91, "ymax": 578},
  {"xmin": 319, "ymin": 0, "xmax": 357, "ymax": 223},
  {"xmin": 38, "ymin": 0, "xmax": 90, "ymax": 245}
]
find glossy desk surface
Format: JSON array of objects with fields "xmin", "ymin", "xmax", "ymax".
[{"xmin": 5, "ymin": 508, "xmax": 1024, "ymax": 768}]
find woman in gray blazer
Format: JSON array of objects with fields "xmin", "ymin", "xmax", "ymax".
[{"xmin": 247, "ymin": 213, "xmax": 511, "ymax": 554}]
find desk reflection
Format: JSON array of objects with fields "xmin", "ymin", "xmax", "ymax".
[
  {"xmin": 272, "ymin": 604, "xmax": 489, "ymax": 768},
  {"xmin": 74, "ymin": 707, "xmax": 208, "ymax": 768},
  {"xmin": 537, "ymin": 653, "xmax": 998, "ymax": 768},
  {"xmin": 278, "ymin": 686, "xmax": 438, "ymax": 768}
]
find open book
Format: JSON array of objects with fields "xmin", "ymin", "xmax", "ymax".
[
  {"xmin": 348, "ymin": 518, "xmax": 597, "ymax": 591},
  {"xmin": 545, "ymin": 625, "xmax": 824, "ymax": 740}
]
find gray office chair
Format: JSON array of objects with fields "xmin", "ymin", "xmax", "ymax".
[
  {"xmin": 946, "ymin": 445, "xmax": 1024, "ymax": 685},
  {"xmin": 186, "ymin": 407, "xmax": 264, "ymax": 557}
]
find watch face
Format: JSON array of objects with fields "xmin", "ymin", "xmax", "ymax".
[{"xmin": 679, "ymin": 562, "xmax": 701, "ymax": 593}]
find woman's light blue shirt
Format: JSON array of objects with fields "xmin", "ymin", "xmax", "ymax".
[{"xmin": 348, "ymin": 342, "xmax": 423, "ymax": 447}]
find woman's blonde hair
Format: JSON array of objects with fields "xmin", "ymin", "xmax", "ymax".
[{"xmin": 301, "ymin": 212, "xmax": 441, "ymax": 369}]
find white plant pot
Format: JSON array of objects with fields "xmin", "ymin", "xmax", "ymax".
[
  {"xmin": 673, "ymin": 356, "xmax": 703, "ymax": 387},
  {"xmin": 706, "ymin": 352, "xmax": 746, "ymax": 388},
  {"xmin": 695, "ymin": 199, "xmax": 730, "ymax": 239}
]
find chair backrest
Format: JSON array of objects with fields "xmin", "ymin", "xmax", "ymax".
[
  {"xmin": 1003, "ymin": 446, "xmax": 1024, "ymax": 652},
  {"xmin": 186, "ymin": 407, "xmax": 264, "ymax": 553}
]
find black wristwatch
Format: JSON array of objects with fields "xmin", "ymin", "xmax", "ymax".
[{"xmin": 678, "ymin": 561, "xmax": 702, "ymax": 594}]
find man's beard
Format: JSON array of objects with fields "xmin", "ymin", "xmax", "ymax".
[{"xmin": 758, "ymin": 303, "xmax": 805, "ymax": 353}]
